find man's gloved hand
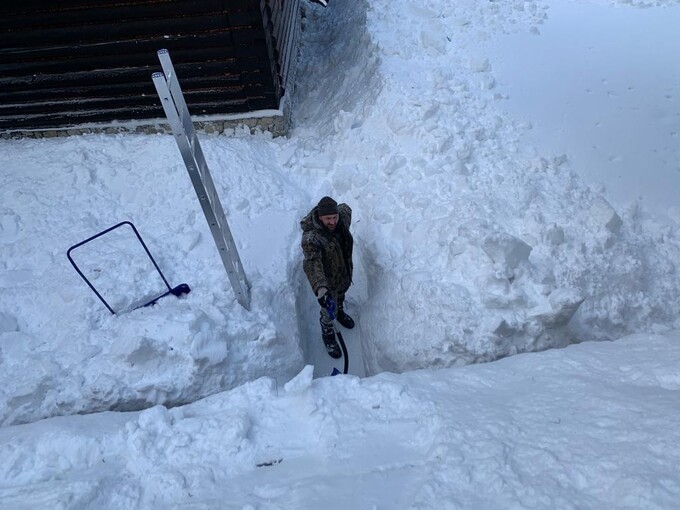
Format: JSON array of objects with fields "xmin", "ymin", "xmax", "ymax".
[{"xmin": 316, "ymin": 287, "xmax": 335, "ymax": 312}]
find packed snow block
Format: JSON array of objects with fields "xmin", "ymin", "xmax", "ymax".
[
  {"xmin": 544, "ymin": 224, "xmax": 565, "ymax": 246},
  {"xmin": 481, "ymin": 277, "xmax": 529, "ymax": 309},
  {"xmin": 491, "ymin": 318, "xmax": 516, "ymax": 338},
  {"xmin": 486, "ymin": 317, "xmax": 536, "ymax": 358},
  {"xmin": 284, "ymin": 365, "xmax": 314, "ymax": 394},
  {"xmin": 189, "ymin": 330, "xmax": 228, "ymax": 366},
  {"xmin": 532, "ymin": 288, "xmax": 585, "ymax": 328},
  {"xmin": 589, "ymin": 198, "xmax": 623, "ymax": 234},
  {"xmin": 0, "ymin": 311, "xmax": 18, "ymax": 333},
  {"xmin": 481, "ymin": 233, "xmax": 532, "ymax": 273}
]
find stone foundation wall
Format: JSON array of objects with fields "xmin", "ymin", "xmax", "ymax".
[{"xmin": 0, "ymin": 114, "xmax": 289, "ymax": 140}]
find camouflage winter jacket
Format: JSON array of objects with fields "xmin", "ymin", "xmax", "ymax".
[{"xmin": 300, "ymin": 203, "xmax": 353, "ymax": 296}]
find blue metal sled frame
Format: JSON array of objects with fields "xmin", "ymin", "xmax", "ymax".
[{"xmin": 67, "ymin": 221, "xmax": 190, "ymax": 314}]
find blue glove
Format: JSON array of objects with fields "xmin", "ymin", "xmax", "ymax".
[{"xmin": 317, "ymin": 288, "xmax": 336, "ymax": 318}]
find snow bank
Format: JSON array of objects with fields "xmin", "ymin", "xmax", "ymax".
[
  {"xmin": 1, "ymin": 332, "xmax": 679, "ymax": 508},
  {"xmin": 0, "ymin": 134, "xmax": 308, "ymax": 425},
  {"xmin": 295, "ymin": 0, "xmax": 680, "ymax": 373}
]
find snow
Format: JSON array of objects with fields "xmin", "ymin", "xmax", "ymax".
[
  {"xmin": 492, "ymin": 0, "xmax": 680, "ymax": 219},
  {"xmin": 2, "ymin": 335, "xmax": 679, "ymax": 508},
  {"xmin": 1, "ymin": 0, "xmax": 679, "ymax": 508}
]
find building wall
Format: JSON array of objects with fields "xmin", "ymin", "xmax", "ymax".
[{"xmin": 0, "ymin": 0, "xmax": 300, "ymax": 136}]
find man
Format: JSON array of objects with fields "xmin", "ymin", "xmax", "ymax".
[{"xmin": 300, "ymin": 196, "xmax": 355, "ymax": 358}]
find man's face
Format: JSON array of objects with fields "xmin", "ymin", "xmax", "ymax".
[{"xmin": 319, "ymin": 213, "xmax": 339, "ymax": 232}]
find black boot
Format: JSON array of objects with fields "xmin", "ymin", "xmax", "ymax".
[
  {"xmin": 321, "ymin": 320, "xmax": 341, "ymax": 358},
  {"xmin": 336, "ymin": 305, "xmax": 355, "ymax": 329}
]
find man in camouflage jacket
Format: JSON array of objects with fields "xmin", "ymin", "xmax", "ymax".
[{"xmin": 300, "ymin": 196, "xmax": 354, "ymax": 358}]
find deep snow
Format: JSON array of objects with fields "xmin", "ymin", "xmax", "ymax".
[
  {"xmin": 1, "ymin": 0, "xmax": 680, "ymax": 508},
  {"xmin": 2, "ymin": 333, "xmax": 679, "ymax": 509}
]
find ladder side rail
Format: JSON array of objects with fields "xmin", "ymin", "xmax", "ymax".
[{"xmin": 152, "ymin": 72, "xmax": 251, "ymax": 309}]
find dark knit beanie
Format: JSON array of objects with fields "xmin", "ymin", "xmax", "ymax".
[{"xmin": 317, "ymin": 196, "xmax": 338, "ymax": 216}]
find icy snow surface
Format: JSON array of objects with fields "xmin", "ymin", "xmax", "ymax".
[{"xmin": 1, "ymin": 0, "xmax": 680, "ymax": 507}]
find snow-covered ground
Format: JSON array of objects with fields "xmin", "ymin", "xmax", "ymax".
[
  {"xmin": 493, "ymin": 0, "xmax": 680, "ymax": 219},
  {"xmin": 2, "ymin": 333, "xmax": 679, "ymax": 509},
  {"xmin": 1, "ymin": 0, "xmax": 679, "ymax": 508}
]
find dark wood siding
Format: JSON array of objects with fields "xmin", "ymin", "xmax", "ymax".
[{"xmin": 0, "ymin": 0, "xmax": 299, "ymax": 132}]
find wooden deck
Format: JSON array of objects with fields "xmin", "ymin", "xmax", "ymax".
[{"xmin": 0, "ymin": 0, "xmax": 300, "ymax": 133}]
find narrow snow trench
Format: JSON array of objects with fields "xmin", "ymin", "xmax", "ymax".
[
  {"xmin": 295, "ymin": 263, "xmax": 368, "ymax": 379},
  {"xmin": 291, "ymin": 0, "xmax": 376, "ymax": 379}
]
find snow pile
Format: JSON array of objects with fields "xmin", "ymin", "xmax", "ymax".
[
  {"xmin": 1, "ymin": 333, "xmax": 679, "ymax": 508},
  {"xmin": 0, "ymin": 135, "xmax": 308, "ymax": 426},
  {"xmin": 292, "ymin": 0, "xmax": 680, "ymax": 373}
]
